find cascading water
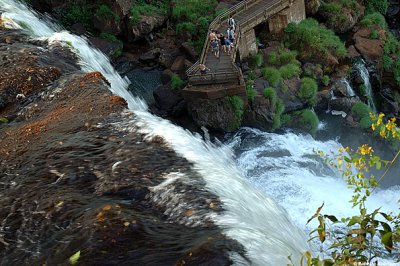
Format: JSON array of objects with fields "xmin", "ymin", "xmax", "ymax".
[
  {"xmin": 354, "ymin": 58, "xmax": 377, "ymax": 112},
  {"xmin": 0, "ymin": 0, "xmax": 309, "ymax": 264},
  {"xmin": 336, "ymin": 78, "xmax": 356, "ymax": 97},
  {"xmin": 226, "ymin": 128, "xmax": 400, "ymax": 260}
]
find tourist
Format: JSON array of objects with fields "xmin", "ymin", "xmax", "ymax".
[
  {"xmin": 224, "ymin": 36, "xmax": 233, "ymax": 55},
  {"xmin": 211, "ymin": 39, "xmax": 220, "ymax": 58},
  {"xmin": 199, "ymin": 63, "xmax": 210, "ymax": 75},
  {"xmin": 219, "ymin": 33, "xmax": 226, "ymax": 53},
  {"xmin": 228, "ymin": 15, "xmax": 236, "ymax": 31},
  {"xmin": 209, "ymin": 29, "xmax": 217, "ymax": 42},
  {"xmin": 227, "ymin": 27, "xmax": 235, "ymax": 43}
]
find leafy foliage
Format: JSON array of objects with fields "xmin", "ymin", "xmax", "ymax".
[
  {"xmin": 299, "ymin": 109, "xmax": 319, "ymax": 135},
  {"xmin": 61, "ymin": 3, "xmax": 94, "ymax": 30},
  {"xmin": 279, "ymin": 63, "xmax": 301, "ymax": 79},
  {"xmin": 262, "ymin": 67, "xmax": 281, "ymax": 87},
  {"xmin": 263, "ymin": 87, "xmax": 277, "ymax": 107},
  {"xmin": 228, "ymin": 96, "xmax": 244, "ymax": 131},
  {"xmin": 298, "ymin": 77, "xmax": 318, "ymax": 105},
  {"xmin": 360, "ymin": 12, "xmax": 387, "ymax": 29},
  {"xmin": 301, "ymin": 114, "xmax": 400, "ymax": 265},
  {"xmin": 322, "ymin": 75, "xmax": 330, "ymax": 86},
  {"xmin": 171, "ymin": 74, "xmax": 184, "ymax": 90},
  {"xmin": 284, "ymin": 19, "xmax": 346, "ymax": 62},
  {"xmin": 352, "ymin": 102, "xmax": 373, "ymax": 129},
  {"xmin": 363, "ymin": 0, "xmax": 388, "ymax": 15}
]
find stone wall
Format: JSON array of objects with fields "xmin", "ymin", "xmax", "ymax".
[{"xmin": 268, "ymin": 0, "xmax": 306, "ymax": 34}]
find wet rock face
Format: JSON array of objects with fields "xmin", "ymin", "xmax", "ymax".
[
  {"xmin": 353, "ymin": 27, "xmax": 386, "ymax": 63},
  {"xmin": 0, "ymin": 28, "xmax": 246, "ymax": 265}
]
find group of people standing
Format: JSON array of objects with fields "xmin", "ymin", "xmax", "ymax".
[{"xmin": 208, "ymin": 15, "xmax": 236, "ymax": 59}]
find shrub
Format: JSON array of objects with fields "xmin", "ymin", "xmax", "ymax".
[
  {"xmin": 281, "ymin": 114, "xmax": 292, "ymax": 125},
  {"xmin": 299, "ymin": 109, "xmax": 319, "ymax": 135},
  {"xmin": 279, "ymin": 50, "xmax": 297, "ymax": 65},
  {"xmin": 247, "ymin": 70, "xmax": 257, "ymax": 80},
  {"xmin": 0, "ymin": 117, "xmax": 8, "ymax": 123},
  {"xmin": 267, "ymin": 51, "xmax": 279, "ymax": 65},
  {"xmin": 99, "ymin": 32, "xmax": 123, "ymax": 59},
  {"xmin": 228, "ymin": 96, "xmax": 244, "ymax": 131},
  {"xmin": 284, "ymin": 19, "xmax": 346, "ymax": 61},
  {"xmin": 358, "ymin": 84, "xmax": 367, "ymax": 96},
  {"xmin": 262, "ymin": 67, "xmax": 281, "ymax": 87},
  {"xmin": 263, "ymin": 87, "xmax": 277, "ymax": 108},
  {"xmin": 360, "ymin": 12, "xmax": 387, "ymax": 29},
  {"xmin": 298, "ymin": 77, "xmax": 318, "ymax": 105},
  {"xmin": 254, "ymin": 53, "xmax": 263, "ymax": 67},
  {"xmin": 279, "ymin": 63, "xmax": 301, "ymax": 79},
  {"xmin": 322, "ymin": 75, "xmax": 330, "ymax": 86},
  {"xmin": 171, "ymin": 74, "xmax": 184, "ymax": 90},
  {"xmin": 61, "ymin": 4, "xmax": 94, "ymax": 30},
  {"xmin": 131, "ymin": 0, "xmax": 167, "ymax": 25},
  {"xmin": 352, "ymin": 102, "xmax": 373, "ymax": 129},
  {"xmin": 96, "ymin": 4, "xmax": 115, "ymax": 19},
  {"xmin": 246, "ymin": 81, "xmax": 257, "ymax": 103},
  {"xmin": 363, "ymin": 0, "xmax": 388, "ymax": 15},
  {"xmin": 281, "ymin": 84, "xmax": 289, "ymax": 93}
]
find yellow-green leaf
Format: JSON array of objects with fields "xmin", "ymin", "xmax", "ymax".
[{"xmin": 69, "ymin": 251, "xmax": 80, "ymax": 265}]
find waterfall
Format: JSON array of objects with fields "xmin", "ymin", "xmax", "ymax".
[
  {"xmin": 0, "ymin": 0, "xmax": 309, "ymax": 264},
  {"xmin": 354, "ymin": 59, "xmax": 377, "ymax": 112},
  {"xmin": 337, "ymin": 78, "xmax": 356, "ymax": 97}
]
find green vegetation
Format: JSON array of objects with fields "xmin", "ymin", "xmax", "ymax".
[
  {"xmin": 95, "ymin": 4, "xmax": 119, "ymax": 21},
  {"xmin": 263, "ymin": 87, "xmax": 277, "ymax": 107},
  {"xmin": 358, "ymin": 84, "xmax": 367, "ymax": 96},
  {"xmin": 171, "ymin": 74, "xmax": 184, "ymax": 90},
  {"xmin": 284, "ymin": 19, "xmax": 346, "ymax": 62},
  {"xmin": 319, "ymin": 0, "xmax": 359, "ymax": 27},
  {"xmin": 254, "ymin": 53, "xmax": 263, "ymax": 67},
  {"xmin": 383, "ymin": 33, "xmax": 400, "ymax": 86},
  {"xmin": 299, "ymin": 109, "xmax": 319, "ymax": 135},
  {"xmin": 172, "ymin": 0, "xmax": 218, "ymax": 53},
  {"xmin": 301, "ymin": 115, "xmax": 400, "ymax": 265},
  {"xmin": 363, "ymin": 0, "xmax": 388, "ymax": 15},
  {"xmin": 281, "ymin": 84, "xmax": 289, "ymax": 93},
  {"xmin": 369, "ymin": 30, "xmax": 380, "ymax": 39},
  {"xmin": 262, "ymin": 67, "xmax": 281, "ymax": 87},
  {"xmin": 99, "ymin": 32, "xmax": 123, "ymax": 58},
  {"xmin": 246, "ymin": 80, "xmax": 257, "ymax": 103},
  {"xmin": 228, "ymin": 96, "xmax": 244, "ymax": 131},
  {"xmin": 322, "ymin": 75, "xmax": 330, "ymax": 86},
  {"xmin": 0, "ymin": 117, "xmax": 8, "ymax": 124},
  {"xmin": 61, "ymin": 3, "xmax": 94, "ymax": 30},
  {"xmin": 360, "ymin": 12, "xmax": 387, "ymax": 29},
  {"xmin": 281, "ymin": 113, "xmax": 292, "ymax": 125},
  {"xmin": 279, "ymin": 63, "xmax": 301, "ymax": 79},
  {"xmin": 298, "ymin": 77, "xmax": 318, "ymax": 105},
  {"xmin": 267, "ymin": 50, "xmax": 298, "ymax": 66},
  {"xmin": 352, "ymin": 102, "xmax": 373, "ymax": 129},
  {"xmin": 130, "ymin": 0, "xmax": 167, "ymax": 25}
]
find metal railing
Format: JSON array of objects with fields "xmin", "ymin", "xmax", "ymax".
[{"xmin": 186, "ymin": 0, "xmax": 289, "ymax": 85}]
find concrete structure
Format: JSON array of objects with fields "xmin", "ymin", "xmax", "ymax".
[{"xmin": 184, "ymin": 0, "xmax": 306, "ymax": 100}]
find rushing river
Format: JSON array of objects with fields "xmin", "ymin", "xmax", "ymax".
[{"xmin": 1, "ymin": 0, "xmax": 309, "ymax": 265}]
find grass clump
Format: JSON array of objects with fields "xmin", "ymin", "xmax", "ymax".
[
  {"xmin": 131, "ymin": 0, "xmax": 167, "ymax": 25},
  {"xmin": 298, "ymin": 77, "xmax": 318, "ymax": 105},
  {"xmin": 267, "ymin": 50, "xmax": 298, "ymax": 66},
  {"xmin": 263, "ymin": 87, "xmax": 277, "ymax": 107},
  {"xmin": 246, "ymin": 81, "xmax": 257, "ymax": 103},
  {"xmin": 284, "ymin": 19, "xmax": 346, "ymax": 62},
  {"xmin": 171, "ymin": 74, "xmax": 184, "ymax": 90},
  {"xmin": 352, "ymin": 102, "xmax": 373, "ymax": 129},
  {"xmin": 96, "ymin": 4, "xmax": 119, "ymax": 21},
  {"xmin": 262, "ymin": 67, "xmax": 281, "ymax": 87},
  {"xmin": 254, "ymin": 53, "xmax": 263, "ymax": 67},
  {"xmin": 228, "ymin": 96, "xmax": 244, "ymax": 131},
  {"xmin": 299, "ymin": 109, "xmax": 319, "ymax": 135},
  {"xmin": 322, "ymin": 75, "xmax": 330, "ymax": 86},
  {"xmin": 279, "ymin": 63, "xmax": 301, "ymax": 79},
  {"xmin": 99, "ymin": 32, "xmax": 123, "ymax": 58},
  {"xmin": 363, "ymin": 0, "xmax": 388, "ymax": 15},
  {"xmin": 360, "ymin": 12, "xmax": 387, "ymax": 29}
]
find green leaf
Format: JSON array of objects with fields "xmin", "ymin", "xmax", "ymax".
[
  {"xmin": 376, "ymin": 161, "xmax": 382, "ymax": 170},
  {"xmin": 69, "ymin": 250, "xmax": 81, "ymax": 265},
  {"xmin": 348, "ymin": 216, "xmax": 361, "ymax": 226},
  {"xmin": 324, "ymin": 215, "xmax": 338, "ymax": 223},
  {"xmin": 381, "ymin": 232, "xmax": 393, "ymax": 252},
  {"xmin": 306, "ymin": 202, "xmax": 324, "ymax": 224}
]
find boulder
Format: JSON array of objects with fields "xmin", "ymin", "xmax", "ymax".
[
  {"xmin": 354, "ymin": 27, "xmax": 386, "ymax": 63},
  {"xmin": 129, "ymin": 14, "xmax": 167, "ymax": 42},
  {"xmin": 243, "ymin": 95, "xmax": 274, "ymax": 130},
  {"xmin": 330, "ymin": 97, "xmax": 360, "ymax": 113},
  {"xmin": 171, "ymin": 56, "xmax": 186, "ymax": 72},
  {"xmin": 153, "ymin": 85, "xmax": 186, "ymax": 117},
  {"xmin": 315, "ymin": 89, "xmax": 331, "ymax": 112},
  {"xmin": 93, "ymin": 15, "xmax": 121, "ymax": 35},
  {"xmin": 161, "ymin": 69, "xmax": 174, "ymax": 85},
  {"xmin": 180, "ymin": 42, "xmax": 197, "ymax": 62},
  {"xmin": 139, "ymin": 48, "xmax": 160, "ymax": 65},
  {"xmin": 305, "ymin": 0, "xmax": 320, "ymax": 15},
  {"xmin": 187, "ymin": 97, "xmax": 240, "ymax": 132},
  {"xmin": 380, "ymin": 86, "xmax": 400, "ymax": 118},
  {"xmin": 89, "ymin": 37, "xmax": 122, "ymax": 59},
  {"xmin": 318, "ymin": 1, "xmax": 364, "ymax": 33}
]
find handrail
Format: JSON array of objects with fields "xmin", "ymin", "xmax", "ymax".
[{"xmin": 186, "ymin": 0, "xmax": 291, "ymax": 85}]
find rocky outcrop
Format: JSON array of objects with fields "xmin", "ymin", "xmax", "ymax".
[
  {"xmin": 128, "ymin": 14, "xmax": 168, "ymax": 42},
  {"xmin": 305, "ymin": 0, "xmax": 320, "ymax": 15},
  {"xmin": 187, "ymin": 97, "xmax": 240, "ymax": 132},
  {"xmin": 353, "ymin": 27, "xmax": 386, "ymax": 63},
  {"xmin": 318, "ymin": 0, "xmax": 364, "ymax": 33},
  {"xmin": 0, "ymin": 28, "xmax": 245, "ymax": 265},
  {"xmin": 243, "ymin": 95, "xmax": 274, "ymax": 130}
]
